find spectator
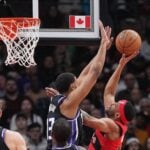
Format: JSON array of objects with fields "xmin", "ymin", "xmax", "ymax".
[
  {"xmin": 4, "ymin": 77, "xmax": 22, "ymax": 127},
  {"xmin": 10, "ymin": 96, "xmax": 43, "ymax": 132},
  {"xmin": 54, "ymin": 45, "xmax": 71, "ymax": 74},
  {"xmin": 135, "ymin": 115, "xmax": 149, "ymax": 144},
  {"xmin": 116, "ymin": 73, "xmax": 138, "ymax": 101},
  {"xmin": 90, "ymin": 108, "xmax": 102, "ymax": 119},
  {"xmin": 15, "ymin": 112, "xmax": 29, "ymax": 144},
  {"xmin": 80, "ymin": 99, "xmax": 92, "ymax": 114},
  {"xmin": 125, "ymin": 115, "xmax": 148, "ymax": 145},
  {"xmin": 25, "ymin": 76, "xmax": 47, "ymax": 104},
  {"xmin": 124, "ymin": 137, "xmax": 143, "ymax": 150},
  {"xmin": 139, "ymin": 98, "xmax": 150, "ymax": 136},
  {"xmin": 130, "ymin": 88, "xmax": 143, "ymax": 113},
  {"xmin": 27, "ymin": 123, "xmax": 47, "ymax": 150},
  {"xmin": 39, "ymin": 56, "xmax": 57, "ymax": 87},
  {"xmin": 18, "ymin": 66, "xmax": 38, "ymax": 94},
  {"xmin": 144, "ymin": 137, "xmax": 150, "ymax": 150},
  {"xmin": 125, "ymin": 119, "xmax": 137, "ymax": 139},
  {"xmin": 35, "ymin": 97, "xmax": 50, "ymax": 136}
]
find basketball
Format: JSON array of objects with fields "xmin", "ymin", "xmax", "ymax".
[{"xmin": 115, "ymin": 29, "xmax": 142, "ymax": 56}]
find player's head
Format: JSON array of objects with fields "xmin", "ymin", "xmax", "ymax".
[
  {"xmin": 52, "ymin": 118, "xmax": 71, "ymax": 145},
  {"xmin": 106, "ymin": 100, "xmax": 135, "ymax": 124},
  {"xmin": 55, "ymin": 72, "xmax": 77, "ymax": 93}
]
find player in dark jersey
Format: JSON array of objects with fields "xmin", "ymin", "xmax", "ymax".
[
  {"xmin": 82, "ymin": 52, "xmax": 138, "ymax": 150},
  {"xmin": 47, "ymin": 94, "xmax": 83, "ymax": 148},
  {"xmin": 52, "ymin": 118, "xmax": 84, "ymax": 150},
  {"xmin": 46, "ymin": 20, "xmax": 113, "ymax": 149},
  {"xmin": 0, "ymin": 99, "xmax": 26, "ymax": 150}
]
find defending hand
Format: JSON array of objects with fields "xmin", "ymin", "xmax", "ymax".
[
  {"xmin": 99, "ymin": 20, "xmax": 113, "ymax": 50},
  {"xmin": 45, "ymin": 87, "xmax": 59, "ymax": 97}
]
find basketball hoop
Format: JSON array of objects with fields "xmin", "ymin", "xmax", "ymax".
[{"xmin": 0, "ymin": 18, "xmax": 40, "ymax": 67}]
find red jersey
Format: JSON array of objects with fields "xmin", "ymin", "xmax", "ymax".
[{"xmin": 88, "ymin": 121, "xmax": 127, "ymax": 150}]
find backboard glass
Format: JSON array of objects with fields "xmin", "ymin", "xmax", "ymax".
[{"xmin": 1, "ymin": 0, "xmax": 100, "ymax": 44}]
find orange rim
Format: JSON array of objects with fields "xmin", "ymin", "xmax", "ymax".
[
  {"xmin": 0, "ymin": 17, "xmax": 40, "ymax": 26},
  {"xmin": 0, "ymin": 17, "xmax": 40, "ymax": 40}
]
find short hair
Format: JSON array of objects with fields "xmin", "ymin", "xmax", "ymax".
[
  {"xmin": 124, "ymin": 101, "xmax": 135, "ymax": 122},
  {"xmin": 21, "ymin": 96, "xmax": 34, "ymax": 108},
  {"xmin": 16, "ymin": 112, "xmax": 27, "ymax": 121},
  {"xmin": 27, "ymin": 123, "xmax": 41, "ymax": 131},
  {"xmin": 55, "ymin": 72, "xmax": 75, "ymax": 93},
  {"xmin": 52, "ymin": 118, "xmax": 71, "ymax": 143}
]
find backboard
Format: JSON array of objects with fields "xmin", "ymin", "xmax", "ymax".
[{"xmin": 1, "ymin": 0, "xmax": 100, "ymax": 45}]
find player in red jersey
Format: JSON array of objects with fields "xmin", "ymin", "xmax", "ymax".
[{"xmin": 82, "ymin": 52, "xmax": 138, "ymax": 150}]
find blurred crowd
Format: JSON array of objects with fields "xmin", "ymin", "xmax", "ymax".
[{"xmin": 0, "ymin": 0, "xmax": 150, "ymax": 150}]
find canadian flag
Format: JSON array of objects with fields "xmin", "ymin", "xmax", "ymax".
[{"xmin": 69, "ymin": 15, "xmax": 91, "ymax": 29}]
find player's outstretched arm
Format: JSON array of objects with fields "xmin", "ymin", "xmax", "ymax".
[
  {"xmin": 61, "ymin": 21, "xmax": 112, "ymax": 117},
  {"xmin": 82, "ymin": 110, "xmax": 118, "ymax": 133},
  {"xmin": 103, "ymin": 52, "xmax": 138, "ymax": 109},
  {"xmin": 77, "ymin": 21, "xmax": 113, "ymax": 85}
]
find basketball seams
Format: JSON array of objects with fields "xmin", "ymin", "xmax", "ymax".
[
  {"xmin": 117, "ymin": 39, "xmax": 123, "ymax": 52},
  {"xmin": 123, "ymin": 35, "xmax": 139, "ymax": 49},
  {"xmin": 123, "ymin": 37, "xmax": 141, "ymax": 54},
  {"xmin": 122, "ymin": 31, "xmax": 130, "ymax": 54}
]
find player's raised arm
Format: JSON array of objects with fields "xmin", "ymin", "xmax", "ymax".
[
  {"xmin": 103, "ymin": 52, "xmax": 138, "ymax": 109},
  {"xmin": 77, "ymin": 21, "xmax": 113, "ymax": 85},
  {"xmin": 61, "ymin": 21, "xmax": 112, "ymax": 117}
]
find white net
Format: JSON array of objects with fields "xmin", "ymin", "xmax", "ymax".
[{"xmin": 0, "ymin": 18, "xmax": 40, "ymax": 67}]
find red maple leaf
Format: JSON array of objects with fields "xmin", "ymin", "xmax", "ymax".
[{"xmin": 76, "ymin": 18, "xmax": 84, "ymax": 24}]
